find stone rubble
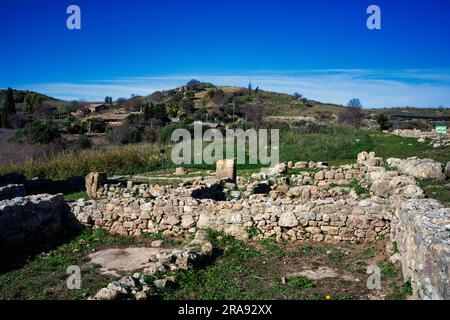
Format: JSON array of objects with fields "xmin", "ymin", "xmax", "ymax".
[{"xmin": 91, "ymin": 231, "xmax": 213, "ymax": 300}]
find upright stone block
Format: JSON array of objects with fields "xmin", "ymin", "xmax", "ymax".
[
  {"xmin": 85, "ymin": 172, "xmax": 107, "ymax": 199},
  {"xmin": 215, "ymin": 159, "xmax": 236, "ymax": 182}
]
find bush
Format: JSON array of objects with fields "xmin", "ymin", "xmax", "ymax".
[
  {"xmin": 376, "ymin": 114, "xmax": 391, "ymax": 131},
  {"xmin": 73, "ymin": 135, "xmax": 92, "ymax": 150},
  {"xmin": 157, "ymin": 123, "xmax": 190, "ymax": 144},
  {"xmin": 107, "ymin": 125, "xmax": 142, "ymax": 145},
  {"xmin": 143, "ymin": 127, "xmax": 158, "ymax": 143},
  {"xmin": 13, "ymin": 120, "xmax": 60, "ymax": 144},
  {"xmin": 338, "ymin": 106, "xmax": 364, "ymax": 127}
]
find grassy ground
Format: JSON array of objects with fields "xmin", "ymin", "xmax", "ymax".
[
  {"xmin": 0, "ymin": 229, "xmax": 161, "ymax": 300},
  {"xmin": 160, "ymin": 231, "xmax": 409, "ymax": 300},
  {"xmin": 418, "ymin": 179, "xmax": 450, "ymax": 207},
  {"xmin": 0, "ymin": 229, "xmax": 410, "ymax": 300}
]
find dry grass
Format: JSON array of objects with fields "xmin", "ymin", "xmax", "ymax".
[{"xmin": 0, "ymin": 144, "xmax": 165, "ymax": 180}]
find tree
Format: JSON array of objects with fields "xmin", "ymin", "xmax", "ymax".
[
  {"xmin": 376, "ymin": 113, "xmax": 390, "ymax": 131},
  {"xmin": 347, "ymin": 98, "xmax": 362, "ymax": 108},
  {"xmin": 154, "ymin": 103, "xmax": 168, "ymax": 122},
  {"xmin": 293, "ymin": 92, "xmax": 303, "ymax": 99},
  {"xmin": 181, "ymin": 98, "xmax": 194, "ymax": 114},
  {"xmin": 167, "ymin": 102, "xmax": 180, "ymax": 118},
  {"xmin": 4, "ymin": 88, "xmax": 16, "ymax": 115},
  {"xmin": 248, "ymin": 82, "xmax": 253, "ymax": 92},
  {"xmin": 143, "ymin": 102, "xmax": 151, "ymax": 122},
  {"xmin": 0, "ymin": 108, "xmax": 7, "ymax": 128},
  {"xmin": 338, "ymin": 98, "xmax": 364, "ymax": 127},
  {"xmin": 104, "ymin": 96, "xmax": 113, "ymax": 104},
  {"xmin": 244, "ymin": 104, "xmax": 264, "ymax": 129},
  {"xmin": 24, "ymin": 93, "xmax": 41, "ymax": 115},
  {"xmin": 13, "ymin": 120, "xmax": 60, "ymax": 144}
]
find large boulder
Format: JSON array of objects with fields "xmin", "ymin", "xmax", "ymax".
[
  {"xmin": 387, "ymin": 157, "xmax": 445, "ymax": 181},
  {"xmin": 368, "ymin": 169, "xmax": 423, "ymax": 198},
  {"xmin": 85, "ymin": 172, "xmax": 107, "ymax": 199}
]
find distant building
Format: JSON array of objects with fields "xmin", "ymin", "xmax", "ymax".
[
  {"xmin": 72, "ymin": 108, "xmax": 89, "ymax": 117},
  {"xmin": 87, "ymin": 103, "xmax": 108, "ymax": 113},
  {"xmin": 91, "ymin": 112, "xmax": 141, "ymax": 127}
]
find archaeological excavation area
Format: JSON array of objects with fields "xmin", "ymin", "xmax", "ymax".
[{"xmin": 0, "ymin": 152, "xmax": 449, "ymax": 300}]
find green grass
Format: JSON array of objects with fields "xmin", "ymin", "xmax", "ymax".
[
  {"xmin": 370, "ymin": 132, "xmax": 450, "ymax": 164},
  {"xmin": 348, "ymin": 179, "xmax": 368, "ymax": 196},
  {"xmin": 64, "ymin": 190, "xmax": 89, "ymax": 201},
  {"xmin": 0, "ymin": 229, "xmax": 139, "ymax": 300},
  {"xmin": 160, "ymin": 231, "xmax": 405, "ymax": 300},
  {"xmin": 418, "ymin": 179, "xmax": 450, "ymax": 207},
  {"xmin": 0, "ymin": 229, "xmax": 408, "ymax": 300},
  {"xmin": 387, "ymin": 281, "xmax": 413, "ymax": 300},
  {"xmin": 378, "ymin": 262, "xmax": 399, "ymax": 279},
  {"xmin": 279, "ymin": 126, "xmax": 374, "ymax": 165}
]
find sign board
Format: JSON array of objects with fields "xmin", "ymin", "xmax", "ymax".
[{"xmin": 436, "ymin": 126, "xmax": 447, "ymax": 134}]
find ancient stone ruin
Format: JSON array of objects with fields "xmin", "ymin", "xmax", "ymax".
[
  {"xmin": 215, "ymin": 159, "xmax": 236, "ymax": 182},
  {"xmin": 0, "ymin": 194, "xmax": 71, "ymax": 247},
  {"xmin": 0, "ymin": 152, "xmax": 448, "ymax": 300},
  {"xmin": 85, "ymin": 172, "xmax": 107, "ymax": 199}
]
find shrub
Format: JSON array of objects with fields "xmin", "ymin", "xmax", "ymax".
[
  {"xmin": 107, "ymin": 124, "xmax": 142, "ymax": 145},
  {"xmin": 143, "ymin": 127, "xmax": 158, "ymax": 143},
  {"xmin": 376, "ymin": 114, "xmax": 391, "ymax": 131},
  {"xmin": 73, "ymin": 134, "xmax": 92, "ymax": 150},
  {"xmin": 338, "ymin": 106, "xmax": 364, "ymax": 127},
  {"xmin": 157, "ymin": 123, "xmax": 190, "ymax": 144},
  {"xmin": 13, "ymin": 120, "xmax": 60, "ymax": 144}
]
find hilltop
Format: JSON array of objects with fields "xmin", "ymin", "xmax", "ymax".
[{"xmin": 2, "ymin": 81, "xmax": 449, "ymax": 125}]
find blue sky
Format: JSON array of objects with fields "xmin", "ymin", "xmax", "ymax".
[{"xmin": 1, "ymin": 0, "xmax": 450, "ymax": 107}]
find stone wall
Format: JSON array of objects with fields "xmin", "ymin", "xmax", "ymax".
[
  {"xmin": 394, "ymin": 199, "xmax": 450, "ymax": 300},
  {"xmin": 0, "ymin": 194, "xmax": 70, "ymax": 247},
  {"xmin": 391, "ymin": 128, "xmax": 449, "ymax": 140},
  {"xmin": 0, "ymin": 184, "xmax": 26, "ymax": 201},
  {"xmin": 70, "ymin": 196, "xmax": 395, "ymax": 243},
  {"xmin": 70, "ymin": 151, "xmax": 450, "ymax": 300}
]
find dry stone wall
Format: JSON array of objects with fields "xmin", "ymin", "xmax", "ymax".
[
  {"xmin": 0, "ymin": 184, "xmax": 26, "ymax": 201},
  {"xmin": 394, "ymin": 199, "xmax": 449, "ymax": 300},
  {"xmin": 70, "ymin": 196, "xmax": 395, "ymax": 243},
  {"xmin": 70, "ymin": 151, "xmax": 449, "ymax": 300}
]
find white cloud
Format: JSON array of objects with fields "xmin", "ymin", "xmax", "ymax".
[{"xmin": 17, "ymin": 69, "xmax": 450, "ymax": 108}]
